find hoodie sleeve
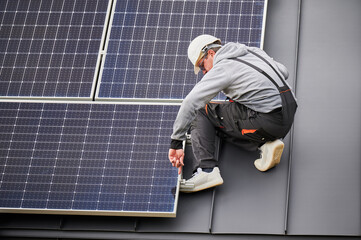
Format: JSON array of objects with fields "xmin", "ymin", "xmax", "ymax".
[{"xmin": 170, "ymin": 64, "xmax": 232, "ymax": 142}]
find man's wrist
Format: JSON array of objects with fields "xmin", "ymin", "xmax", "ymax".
[{"xmin": 170, "ymin": 139, "xmax": 183, "ymax": 149}]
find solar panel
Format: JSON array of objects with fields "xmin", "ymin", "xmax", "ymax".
[
  {"xmin": 96, "ymin": 0, "xmax": 267, "ymax": 100},
  {"xmin": 0, "ymin": 0, "xmax": 110, "ymax": 99},
  {"xmin": 0, "ymin": 101, "xmax": 180, "ymax": 217}
]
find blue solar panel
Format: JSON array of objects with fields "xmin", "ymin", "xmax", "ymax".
[
  {"xmin": 0, "ymin": 0, "xmax": 109, "ymax": 98},
  {"xmin": 0, "ymin": 101, "xmax": 180, "ymax": 217},
  {"xmin": 97, "ymin": 0, "xmax": 266, "ymax": 100}
]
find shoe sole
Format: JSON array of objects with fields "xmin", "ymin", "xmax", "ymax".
[
  {"xmin": 255, "ymin": 140, "xmax": 284, "ymax": 172},
  {"xmin": 180, "ymin": 178, "xmax": 224, "ymax": 193}
]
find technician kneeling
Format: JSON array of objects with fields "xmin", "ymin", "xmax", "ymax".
[{"xmin": 168, "ymin": 34, "xmax": 297, "ymax": 193}]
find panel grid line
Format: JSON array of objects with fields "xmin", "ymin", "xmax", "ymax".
[
  {"xmin": 236, "ymin": 0, "xmax": 244, "ymax": 42},
  {"xmin": 18, "ymin": 0, "xmax": 44, "ymax": 97},
  {"xmin": 160, "ymin": 0, "xmax": 177, "ymax": 99},
  {"xmin": 224, "ymin": 0, "xmax": 233, "ymax": 41},
  {"xmin": 95, "ymin": 104, "xmax": 116, "ymax": 210},
  {"xmin": 119, "ymin": 0, "xmax": 141, "ymax": 98},
  {"xmin": 148, "ymin": 105, "xmax": 164, "ymax": 209},
  {"xmin": 247, "ymin": 0, "xmax": 255, "ymax": 45},
  {"xmin": 131, "ymin": 0, "xmax": 152, "ymax": 98},
  {"xmin": 74, "ymin": 0, "xmax": 98, "ymax": 98},
  {"xmin": 121, "ymin": 104, "xmax": 140, "ymax": 211},
  {"xmin": 45, "ymin": 103, "xmax": 68, "ymax": 209},
  {"xmin": 50, "ymin": 0, "xmax": 77, "ymax": 98},
  {"xmin": 41, "ymin": 0, "xmax": 67, "ymax": 97},
  {"xmin": 19, "ymin": 103, "xmax": 44, "ymax": 208},
  {"xmin": 70, "ymin": 102, "xmax": 91, "ymax": 210},
  {"xmin": 145, "ymin": 0, "xmax": 164, "ymax": 99},
  {"xmin": 0, "ymin": 103, "xmax": 20, "ymax": 188},
  {"xmin": 3, "ymin": 0, "xmax": 26, "ymax": 97},
  {"xmin": 108, "ymin": 0, "xmax": 127, "ymax": 99}
]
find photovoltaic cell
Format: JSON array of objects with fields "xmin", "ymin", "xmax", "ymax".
[
  {"xmin": 0, "ymin": 101, "xmax": 179, "ymax": 217},
  {"xmin": 97, "ymin": 0, "xmax": 266, "ymax": 100},
  {"xmin": 0, "ymin": 0, "xmax": 109, "ymax": 98}
]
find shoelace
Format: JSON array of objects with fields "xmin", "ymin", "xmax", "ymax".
[{"xmin": 189, "ymin": 168, "xmax": 203, "ymax": 180}]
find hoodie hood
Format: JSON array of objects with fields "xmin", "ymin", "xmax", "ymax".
[{"xmin": 213, "ymin": 42, "xmax": 248, "ymax": 65}]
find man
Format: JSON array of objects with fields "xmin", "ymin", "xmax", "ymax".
[{"xmin": 168, "ymin": 34, "xmax": 297, "ymax": 193}]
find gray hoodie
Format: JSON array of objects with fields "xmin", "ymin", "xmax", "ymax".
[{"xmin": 171, "ymin": 42, "xmax": 292, "ymax": 141}]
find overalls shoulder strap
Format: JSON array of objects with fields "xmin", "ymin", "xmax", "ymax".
[
  {"xmin": 247, "ymin": 50, "xmax": 287, "ymax": 87},
  {"xmin": 232, "ymin": 50, "xmax": 284, "ymax": 89}
]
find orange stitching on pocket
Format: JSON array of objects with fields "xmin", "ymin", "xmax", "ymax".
[{"xmin": 241, "ymin": 129, "xmax": 257, "ymax": 135}]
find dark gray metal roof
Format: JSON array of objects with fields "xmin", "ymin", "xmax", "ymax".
[{"xmin": 1, "ymin": 0, "xmax": 360, "ymax": 239}]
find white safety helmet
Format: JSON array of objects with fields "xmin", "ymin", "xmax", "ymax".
[{"xmin": 188, "ymin": 34, "xmax": 221, "ymax": 74}]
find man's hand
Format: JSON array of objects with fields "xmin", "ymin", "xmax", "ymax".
[{"xmin": 168, "ymin": 148, "xmax": 184, "ymax": 175}]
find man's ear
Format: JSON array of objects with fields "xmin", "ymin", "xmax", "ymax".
[{"xmin": 208, "ymin": 49, "xmax": 216, "ymax": 57}]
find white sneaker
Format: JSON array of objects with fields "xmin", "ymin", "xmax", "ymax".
[
  {"xmin": 180, "ymin": 167, "xmax": 224, "ymax": 193},
  {"xmin": 254, "ymin": 139, "xmax": 284, "ymax": 172}
]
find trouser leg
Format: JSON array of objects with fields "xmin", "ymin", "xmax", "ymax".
[
  {"xmin": 190, "ymin": 107, "xmax": 221, "ymax": 171},
  {"xmin": 190, "ymin": 102, "xmax": 256, "ymax": 172},
  {"xmin": 190, "ymin": 101, "xmax": 291, "ymax": 172}
]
